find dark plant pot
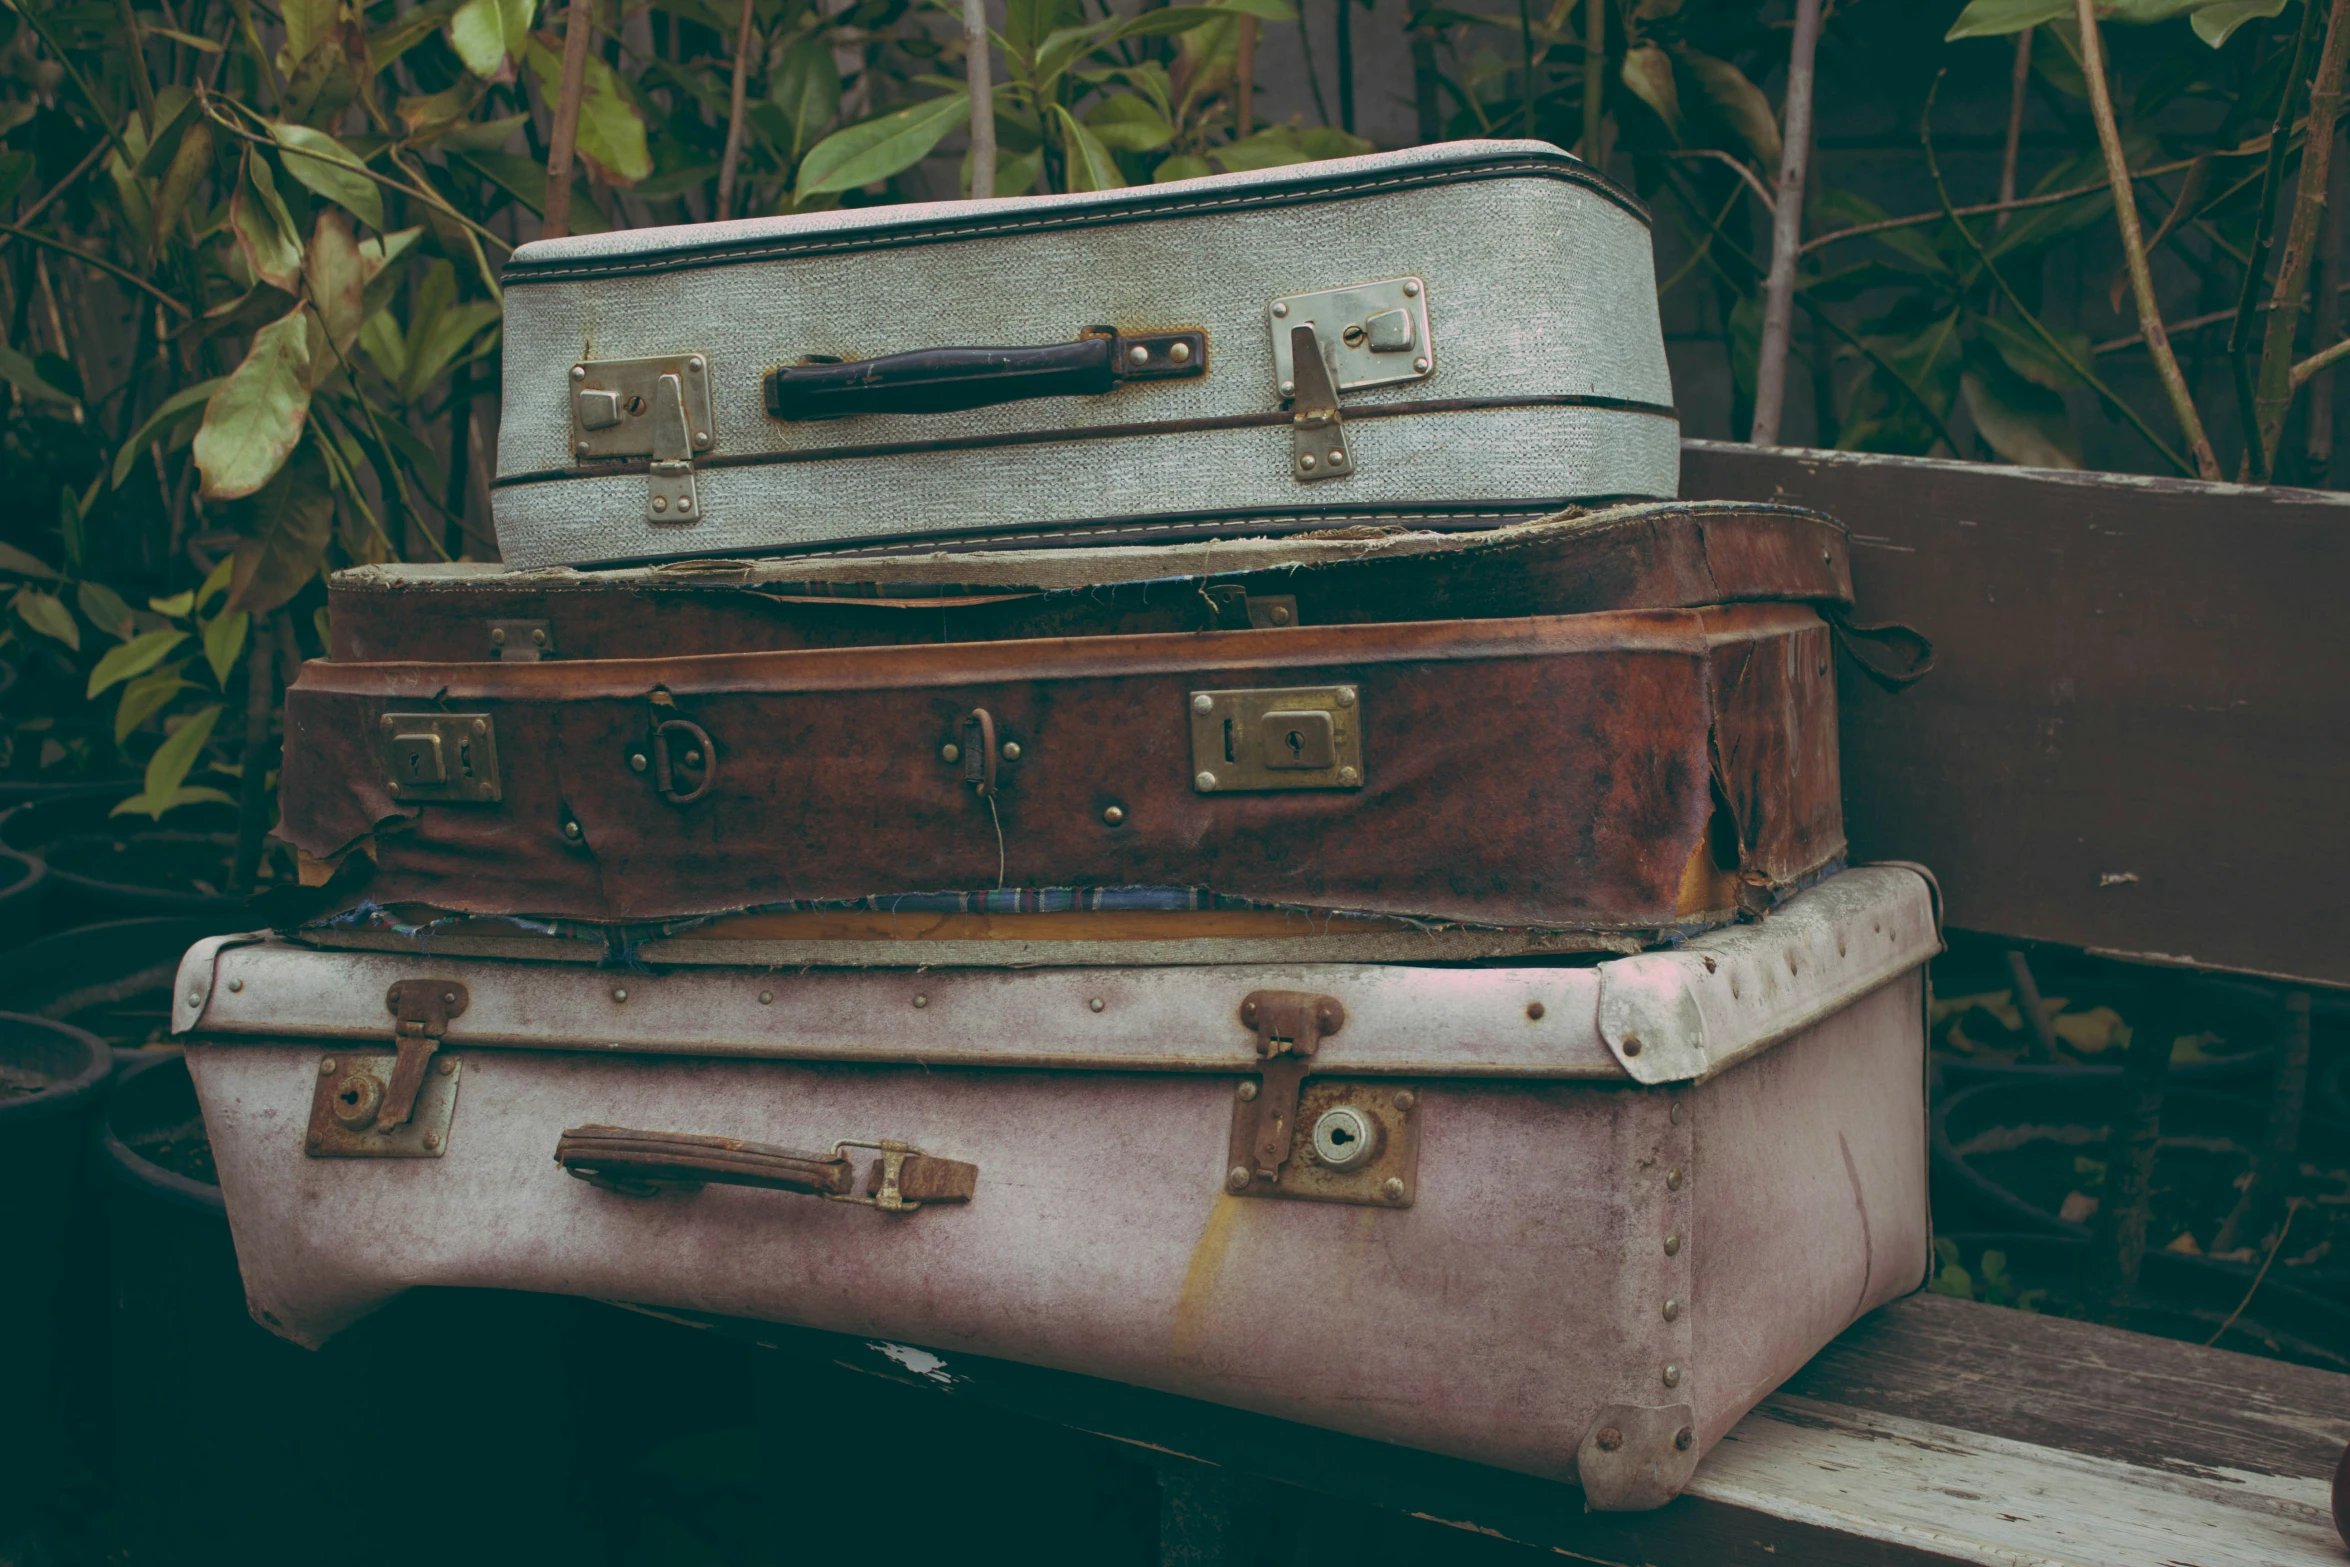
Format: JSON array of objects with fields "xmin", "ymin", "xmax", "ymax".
[
  {"xmin": 0, "ymin": 796, "xmax": 248, "ymax": 922},
  {"xmin": 0, "ymin": 1013, "xmax": 111, "ymax": 1530},
  {"xmin": 0, "ymin": 844, "xmax": 47, "ymax": 951},
  {"xmin": 1934, "ymin": 1081, "xmax": 2350, "ymax": 1298},
  {"xmin": 1930, "ymin": 946, "xmax": 2281, "ymax": 1086},
  {"xmin": 1934, "ymin": 1232, "xmax": 2350, "ymax": 1372},
  {"xmin": 0, "ymin": 918, "xmax": 234, "ymax": 1050},
  {"xmin": 100, "ymin": 1055, "xmax": 584, "ymax": 1565}
]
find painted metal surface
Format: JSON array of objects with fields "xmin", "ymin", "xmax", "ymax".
[{"xmin": 179, "ymin": 870, "xmax": 1930, "ymax": 1507}]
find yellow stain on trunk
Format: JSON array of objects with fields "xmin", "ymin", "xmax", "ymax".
[{"xmin": 1170, "ymin": 1193, "xmax": 1246, "ymax": 1362}]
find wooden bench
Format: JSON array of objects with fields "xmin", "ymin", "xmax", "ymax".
[{"xmin": 649, "ymin": 1291, "xmax": 2349, "ymax": 1565}]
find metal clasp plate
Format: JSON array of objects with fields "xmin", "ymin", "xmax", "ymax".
[
  {"xmin": 1190, "ymin": 685, "xmax": 1363, "ymax": 793},
  {"xmin": 571, "ymin": 354, "xmax": 715, "ymax": 526},
  {"xmin": 379, "ymin": 713, "xmax": 501, "ymax": 803},
  {"xmin": 1269, "ymin": 277, "xmax": 1433, "ymax": 395},
  {"xmin": 828, "ymin": 1139, "xmax": 928, "ymax": 1212}
]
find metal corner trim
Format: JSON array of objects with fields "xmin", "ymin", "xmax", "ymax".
[{"xmin": 171, "ymin": 931, "xmax": 270, "ymax": 1036}]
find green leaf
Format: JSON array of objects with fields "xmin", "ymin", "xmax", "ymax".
[
  {"xmin": 57, "ymin": 487, "xmax": 83, "ymax": 576},
  {"xmin": 1152, "ymin": 152, "xmax": 1212, "ymax": 183},
  {"xmin": 1086, "ymin": 92, "xmax": 1174, "ymax": 152},
  {"xmin": 523, "ymin": 38, "xmax": 652, "ymax": 184},
  {"xmin": 227, "ymin": 443, "xmax": 334, "ymax": 615},
  {"xmin": 1620, "ymin": 43, "xmax": 1681, "ymax": 137},
  {"xmin": 76, "ymin": 580, "xmax": 136, "ymax": 640},
  {"xmin": 0, "ymin": 542, "xmax": 62, "ymax": 580},
  {"xmin": 150, "ymin": 590, "xmax": 196, "ymax": 616},
  {"xmin": 269, "ymin": 123, "xmax": 386, "ymax": 230},
  {"xmin": 232, "ymin": 151, "xmax": 304, "ymax": 294},
  {"xmin": 1978, "ymin": 312, "xmax": 2090, "ymax": 391},
  {"xmin": 281, "ymin": 0, "xmax": 340, "ymax": 70},
  {"xmin": 371, "ymin": 0, "xmax": 470, "ymax": 68},
  {"xmin": 112, "ymin": 784, "xmax": 239, "ymax": 820},
  {"xmin": 12, "ymin": 588, "xmax": 80, "ymax": 650},
  {"xmin": 448, "ymin": 0, "xmax": 534, "ymax": 78},
  {"xmin": 195, "ymin": 306, "xmax": 315, "ymax": 501},
  {"xmin": 1052, "ymin": 104, "xmax": 1125, "ymax": 191},
  {"xmin": 151, "ymin": 120, "xmax": 214, "ymax": 249},
  {"xmin": 0, "ymin": 150, "xmax": 34, "ymax": 208},
  {"xmin": 114, "ymin": 664, "xmax": 190, "ymax": 744},
  {"xmin": 306, "ymin": 209, "xmax": 367, "ymax": 356},
  {"xmin": 118, "ymin": 703, "xmax": 225, "ymax": 818},
  {"xmin": 0, "ymin": 339, "xmax": 76, "ymax": 403},
  {"xmin": 87, "ymin": 628, "xmax": 189, "ymax": 698},
  {"xmin": 1945, "ymin": 0, "xmax": 2067, "ymax": 40},
  {"xmin": 1211, "ymin": 126, "xmax": 1314, "ymax": 172},
  {"xmin": 1296, "ymin": 127, "xmax": 1375, "ymax": 161},
  {"xmin": 769, "ymin": 36, "xmax": 842, "ymax": 160},
  {"xmin": 134, "ymin": 85, "xmax": 204, "ymax": 177},
  {"xmin": 203, "ymin": 609, "xmax": 251, "ymax": 686},
  {"xmin": 1679, "ymin": 48, "xmax": 1780, "ymax": 171},
  {"xmin": 1815, "ymin": 189, "xmax": 1952, "ymax": 274},
  {"xmin": 113, "ymin": 379, "xmax": 225, "ymax": 489},
  {"xmin": 1962, "ymin": 353, "xmax": 2081, "ymax": 470},
  {"xmin": 2190, "ymin": 0, "xmax": 2288, "ymax": 45},
  {"xmin": 197, "ymin": 556, "xmax": 235, "ymax": 611},
  {"xmin": 796, "ymin": 94, "xmax": 969, "ymax": 200}
]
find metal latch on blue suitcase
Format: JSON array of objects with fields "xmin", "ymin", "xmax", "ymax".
[
  {"xmin": 571, "ymin": 354, "xmax": 716, "ymax": 525},
  {"xmin": 1270, "ymin": 277, "xmax": 1436, "ymax": 483}
]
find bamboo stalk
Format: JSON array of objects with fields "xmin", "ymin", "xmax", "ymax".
[
  {"xmin": 1748, "ymin": 0, "xmax": 1822, "ymax": 448},
  {"xmin": 2075, "ymin": 0, "xmax": 2220, "ymax": 479},
  {"xmin": 1997, "ymin": 27, "xmax": 2030, "ymax": 231},
  {"xmin": 716, "ymin": 0, "xmax": 758, "ymax": 217},
  {"xmin": 2253, "ymin": 0, "xmax": 2350, "ymax": 474},
  {"xmin": 1579, "ymin": 0, "xmax": 1602, "ymax": 163},
  {"xmin": 542, "ymin": 0, "xmax": 597, "ymax": 240},
  {"xmin": 1236, "ymin": 15, "xmax": 1257, "ymax": 139},
  {"xmin": 2231, "ymin": 0, "xmax": 2321, "ymax": 475},
  {"xmin": 2305, "ymin": 138, "xmax": 2342, "ymax": 469},
  {"xmin": 965, "ymin": 0, "xmax": 996, "ymax": 198}
]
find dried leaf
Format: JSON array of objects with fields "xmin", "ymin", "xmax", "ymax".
[
  {"xmin": 281, "ymin": 0, "xmax": 341, "ymax": 70},
  {"xmin": 227, "ymin": 444, "xmax": 334, "ymax": 615},
  {"xmin": 195, "ymin": 306, "xmax": 315, "ymax": 501}
]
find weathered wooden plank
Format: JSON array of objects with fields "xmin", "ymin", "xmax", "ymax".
[
  {"xmin": 1676, "ymin": 441, "xmax": 2350, "ymax": 989},
  {"xmin": 651, "ymin": 1291, "xmax": 2350, "ymax": 1565}
]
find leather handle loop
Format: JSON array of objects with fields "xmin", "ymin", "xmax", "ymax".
[
  {"xmin": 962, "ymin": 707, "xmax": 998, "ymax": 799},
  {"xmin": 650, "ymin": 718, "xmax": 717, "ymax": 804},
  {"xmin": 766, "ymin": 338, "xmax": 1117, "ymax": 420},
  {"xmin": 556, "ymin": 1125, "xmax": 977, "ymax": 1210}
]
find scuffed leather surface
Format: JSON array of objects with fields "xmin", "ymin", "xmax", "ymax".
[{"xmin": 279, "ymin": 606, "xmax": 1844, "ymax": 928}]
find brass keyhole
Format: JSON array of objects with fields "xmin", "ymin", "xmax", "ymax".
[
  {"xmin": 1285, "ymin": 728, "xmax": 1306, "ymax": 759},
  {"xmin": 624, "ymin": 393, "xmax": 648, "ymax": 417},
  {"xmin": 405, "ymin": 752, "xmax": 423, "ymax": 778},
  {"xmin": 1341, "ymin": 323, "xmax": 1368, "ymax": 348},
  {"xmin": 457, "ymin": 742, "xmax": 473, "ymax": 779}
]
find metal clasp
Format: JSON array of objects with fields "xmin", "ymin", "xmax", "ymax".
[
  {"xmin": 1236, "ymin": 991, "xmax": 1345, "ymax": 1183},
  {"xmin": 1268, "ymin": 278, "xmax": 1433, "ymax": 484},
  {"xmin": 829, "ymin": 1139, "xmax": 928, "ymax": 1212},
  {"xmin": 647, "ymin": 718, "xmax": 716, "ymax": 805},
  {"xmin": 570, "ymin": 354, "xmax": 715, "ymax": 525}
]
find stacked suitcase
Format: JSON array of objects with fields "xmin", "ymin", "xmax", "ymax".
[{"xmin": 175, "ymin": 142, "xmax": 1936, "ymax": 1512}]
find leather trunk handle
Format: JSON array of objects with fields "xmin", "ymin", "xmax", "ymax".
[
  {"xmin": 556, "ymin": 1124, "xmax": 976, "ymax": 1211},
  {"xmin": 764, "ymin": 329, "xmax": 1205, "ymax": 421}
]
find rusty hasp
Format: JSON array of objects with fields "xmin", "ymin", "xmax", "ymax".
[{"xmin": 1236, "ymin": 990, "xmax": 1344, "ymax": 1183}]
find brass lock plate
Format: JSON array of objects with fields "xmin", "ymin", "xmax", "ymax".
[
  {"xmin": 1228, "ymin": 1079, "xmax": 1418, "ymax": 1207},
  {"xmin": 570, "ymin": 354, "xmax": 716, "ymax": 459},
  {"xmin": 379, "ymin": 713, "xmax": 501, "ymax": 803},
  {"xmin": 1268, "ymin": 277, "xmax": 1434, "ymax": 395},
  {"xmin": 306, "ymin": 1052, "xmax": 461, "ymax": 1158},
  {"xmin": 1190, "ymin": 686, "xmax": 1363, "ymax": 793}
]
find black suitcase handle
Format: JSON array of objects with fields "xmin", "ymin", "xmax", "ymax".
[{"xmin": 765, "ymin": 329, "xmax": 1206, "ymax": 420}]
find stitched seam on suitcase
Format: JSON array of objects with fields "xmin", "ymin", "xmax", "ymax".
[
  {"xmin": 500, "ymin": 159, "xmax": 1648, "ymax": 284},
  {"xmin": 489, "ymin": 394, "xmax": 1682, "ymax": 488}
]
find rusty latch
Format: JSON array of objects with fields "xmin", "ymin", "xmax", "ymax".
[
  {"xmin": 381, "ymin": 979, "xmax": 468, "ymax": 1132},
  {"xmin": 1239, "ymin": 989, "xmax": 1345, "ymax": 1182}
]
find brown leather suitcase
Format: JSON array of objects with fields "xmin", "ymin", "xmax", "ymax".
[
  {"xmin": 277, "ymin": 596, "xmax": 1842, "ymax": 940},
  {"xmin": 326, "ymin": 501, "xmax": 1849, "ymax": 663}
]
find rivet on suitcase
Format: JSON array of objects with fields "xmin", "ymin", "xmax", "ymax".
[{"xmin": 175, "ymin": 865, "xmax": 1936, "ymax": 1510}]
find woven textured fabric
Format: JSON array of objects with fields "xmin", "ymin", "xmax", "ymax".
[{"xmin": 493, "ymin": 139, "xmax": 1678, "ymax": 568}]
